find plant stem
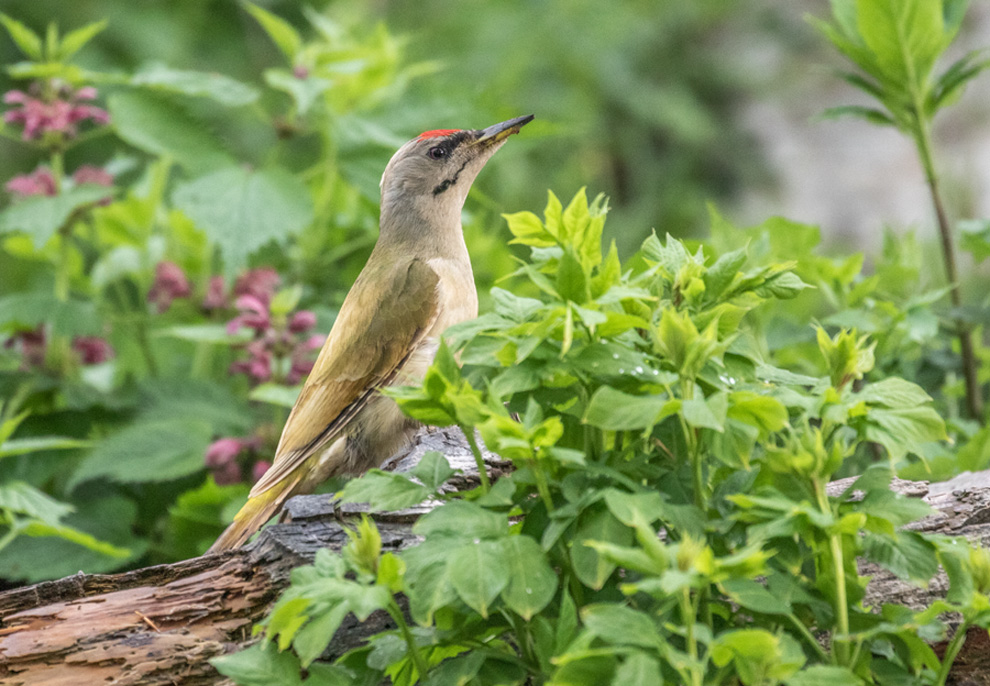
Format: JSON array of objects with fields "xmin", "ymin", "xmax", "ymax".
[
  {"xmin": 816, "ymin": 480, "xmax": 851, "ymax": 665},
  {"xmin": 934, "ymin": 623, "xmax": 970, "ymax": 686},
  {"xmin": 680, "ymin": 588, "xmax": 703, "ymax": 686},
  {"xmin": 913, "ymin": 103, "xmax": 983, "ymax": 421},
  {"xmin": 463, "ymin": 426, "xmax": 490, "ymax": 493},
  {"xmin": 387, "ymin": 600, "xmax": 429, "ymax": 679}
]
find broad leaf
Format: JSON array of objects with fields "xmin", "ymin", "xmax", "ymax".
[
  {"xmin": 173, "ymin": 166, "xmax": 313, "ymax": 272},
  {"xmin": 0, "ymin": 186, "xmax": 113, "ymax": 248}
]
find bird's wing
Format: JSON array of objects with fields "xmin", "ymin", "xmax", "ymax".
[{"xmin": 249, "ymin": 258, "xmax": 441, "ymax": 497}]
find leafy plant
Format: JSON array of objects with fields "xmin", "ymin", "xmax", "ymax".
[
  {"xmin": 214, "ymin": 190, "xmax": 990, "ymax": 685},
  {"xmin": 811, "ymin": 0, "xmax": 990, "ymax": 421}
]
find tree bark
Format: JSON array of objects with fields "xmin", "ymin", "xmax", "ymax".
[{"xmin": 0, "ymin": 429, "xmax": 988, "ymax": 685}]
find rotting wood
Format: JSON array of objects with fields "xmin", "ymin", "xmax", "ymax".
[{"xmin": 0, "ymin": 429, "xmax": 988, "ymax": 685}]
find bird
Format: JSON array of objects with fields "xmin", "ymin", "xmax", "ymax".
[{"xmin": 208, "ymin": 114, "xmax": 534, "ymax": 552}]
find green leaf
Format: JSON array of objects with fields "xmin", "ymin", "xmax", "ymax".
[
  {"xmin": 720, "ymin": 578, "xmax": 791, "ymax": 615},
  {"xmin": 856, "ymin": 0, "xmax": 945, "ymax": 83},
  {"xmin": 499, "ymin": 536, "xmax": 558, "ymax": 620},
  {"xmin": 858, "ymin": 405, "xmax": 947, "ymax": 458},
  {"xmin": 109, "ymin": 91, "xmax": 233, "ymax": 172},
  {"xmin": 581, "ymin": 604, "xmax": 662, "ymax": 648},
  {"xmin": 0, "ymin": 436, "xmax": 89, "ymax": 459},
  {"xmin": 414, "ymin": 500, "xmax": 507, "ymax": 542},
  {"xmin": 819, "ymin": 105, "xmax": 895, "ymax": 126},
  {"xmin": 960, "ymin": 219, "xmax": 990, "ymax": 263},
  {"xmin": 410, "ymin": 451, "xmax": 456, "ymax": 491},
  {"xmin": 337, "ymin": 470, "xmax": 431, "ymax": 512},
  {"xmin": 0, "ymin": 186, "xmax": 113, "ymax": 248},
  {"xmin": 727, "ymin": 391, "xmax": 788, "ymax": 436},
  {"xmin": 212, "ymin": 642, "xmax": 305, "ymax": 686},
  {"xmin": 504, "ymin": 210, "xmax": 554, "ymax": 247},
  {"xmin": 557, "ymin": 248, "xmax": 590, "ymax": 304},
  {"xmin": 449, "ymin": 540, "xmax": 511, "ymax": 618},
  {"xmin": 785, "ymin": 665, "xmax": 861, "ymax": 686},
  {"xmin": 681, "ymin": 396, "xmax": 726, "ymax": 432},
  {"xmin": 611, "ymin": 652, "xmax": 662, "ymax": 686},
  {"xmin": 173, "ymin": 166, "xmax": 313, "ymax": 272},
  {"xmin": 703, "ymin": 247, "xmax": 747, "ymax": 299},
  {"xmin": 0, "ymin": 481, "xmax": 73, "ymax": 524},
  {"xmin": 0, "ymin": 293, "xmax": 100, "ymax": 336},
  {"xmin": 160, "ymin": 323, "xmax": 253, "ymax": 345},
  {"xmin": 249, "ymin": 383, "xmax": 302, "ymax": 409},
  {"xmin": 0, "ymin": 13, "xmax": 43, "ymax": 60},
  {"xmin": 571, "ymin": 505, "xmax": 632, "ymax": 590},
  {"xmin": 130, "ymin": 63, "xmax": 260, "ymax": 106},
  {"xmin": 57, "ymin": 19, "xmax": 107, "ymax": 60},
  {"xmin": 863, "ymin": 531, "xmax": 939, "ymax": 583},
  {"xmin": 70, "ymin": 418, "xmax": 214, "ymax": 489},
  {"xmin": 583, "ymin": 387, "xmax": 673, "ymax": 431},
  {"xmin": 244, "ymin": 2, "xmax": 302, "ymax": 60}
]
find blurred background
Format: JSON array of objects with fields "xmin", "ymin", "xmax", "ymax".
[{"xmin": 1, "ymin": 0, "xmax": 986, "ymax": 255}]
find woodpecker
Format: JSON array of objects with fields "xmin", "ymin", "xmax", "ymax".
[{"xmin": 209, "ymin": 114, "xmax": 534, "ymax": 552}]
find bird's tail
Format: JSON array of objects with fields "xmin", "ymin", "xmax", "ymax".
[{"xmin": 207, "ymin": 479, "xmax": 299, "ymax": 553}]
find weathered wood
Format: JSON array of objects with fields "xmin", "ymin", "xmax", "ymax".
[{"xmin": 0, "ymin": 431, "xmax": 988, "ymax": 685}]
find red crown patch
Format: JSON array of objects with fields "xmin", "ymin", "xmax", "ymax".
[{"xmin": 417, "ymin": 129, "xmax": 460, "ymax": 140}]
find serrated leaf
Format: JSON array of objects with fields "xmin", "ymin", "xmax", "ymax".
[
  {"xmin": 612, "ymin": 652, "xmax": 662, "ymax": 686},
  {"xmin": 337, "ymin": 470, "xmax": 431, "ymax": 512},
  {"xmin": 109, "ymin": 91, "xmax": 233, "ymax": 172},
  {"xmin": 583, "ymin": 387, "xmax": 673, "ymax": 431},
  {"xmin": 173, "ymin": 166, "xmax": 313, "ymax": 272},
  {"xmin": 70, "ymin": 418, "xmax": 214, "ymax": 489},
  {"xmin": 449, "ymin": 540, "xmax": 511, "ymax": 617},
  {"xmin": 410, "ymin": 451, "xmax": 456, "ymax": 491},
  {"xmin": 0, "ymin": 186, "xmax": 113, "ymax": 248},
  {"xmin": 863, "ymin": 531, "xmax": 939, "ymax": 583},
  {"xmin": 499, "ymin": 536, "xmax": 558, "ymax": 620},
  {"xmin": 212, "ymin": 642, "xmax": 306, "ymax": 686},
  {"xmin": 581, "ymin": 604, "xmax": 662, "ymax": 648},
  {"xmin": 0, "ymin": 481, "xmax": 73, "ymax": 524}
]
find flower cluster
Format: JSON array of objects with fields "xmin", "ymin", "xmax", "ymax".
[
  {"xmin": 5, "ymin": 164, "xmax": 114, "ymax": 198},
  {"xmin": 224, "ymin": 269, "xmax": 323, "ymax": 385},
  {"xmin": 3, "ymin": 326, "xmax": 114, "ymax": 371},
  {"xmin": 204, "ymin": 436, "xmax": 271, "ymax": 486},
  {"xmin": 147, "ymin": 261, "xmax": 192, "ymax": 314},
  {"xmin": 3, "ymin": 82, "xmax": 109, "ymax": 142}
]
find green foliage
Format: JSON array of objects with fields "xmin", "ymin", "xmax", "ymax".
[{"xmin": 221, "ymin": 190, "xmax": 990, "ymax": 685}]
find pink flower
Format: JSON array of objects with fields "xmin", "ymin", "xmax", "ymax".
[
  {"xmin": 233, "ymin": 268, "xmax": 280, "ymax": 305},
  {"xmin": 72, "ymin": 336, "xmax": 114, "ymax": 364},
  {"xmin": 213, "ymin": 460, "xmax": 243, "ymax": 486},
  {"xmin": 202, "ymin": 276, "xmax": 228, "ymax": 311},
  {"xmin": 226, "ymin": 294, "xmax": 271, "ymax": 334},
  {"xmin": 292, "ymin": 66, "xmax": 309, "ymax": 79},
  {"xmin": 5, "ymin": 168, "xmax": 56, "ymax": 197},
  {"xmin": 205, "ymin": 438, "xmax": 244, "ymax": 468},
  {"xmin": 288, "ymin": 310, "xmax": 317, "ymax": 333},
  {"xmin": 4, "ymin": 326, "xmax": 47, "ymax": 369},
  {"xmin": 251, "ymin": 460, "xmax": 272, "ymax": 483},
  {"xmin": 72, "ymin": 165, "xmax": 114, "ymax": 187},
  {"xmin": 3, "ymin": 85, "xmax": 109, "ymax": 141},
  {"xmin": 230, "ymin": 340, "xmax": 272, "ymax": 383},
  {"xmin": 148, "ymin": 261, "xmax": 191, "ymax": 313}
]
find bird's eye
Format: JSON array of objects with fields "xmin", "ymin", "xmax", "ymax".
[{"xmin": 427, "ymin": 146, "xmax": 447, "ymax": 160}]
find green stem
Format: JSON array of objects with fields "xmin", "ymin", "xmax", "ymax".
[
  {"xmin": 190, "ymin": 342, "xmax": 213, "ymax": 379},
  {"xmin": 680, "ymin": 588, "xmax": 703, "ymax": 686},
  {"xmin": 387, "ymin": 600, "xmax": 429, "ymax": 679},
  {"xmin": 912, "ymin": 91, "xmax": 982, "ymax": 421},
  {"xmin": 786, "ymin": 612, "xmax": 830, "ymax": 662},
  {"xmin": 136, "ymin": 318, "xmax": 159, "ymax": 377},
  {"xmin": 934, "ymin": 623, "xmax": 971, "ymax": 686},
  {"xmin": 0, "ymin": 513, "xmax": 19, "ymax": 555},
  {"xmin": 816, "ymin": 480, "xmax": 850, "ymax": 665},
  {"xmin": 463, "ymin": 426, "xmax": 490, "ymax": 493}
]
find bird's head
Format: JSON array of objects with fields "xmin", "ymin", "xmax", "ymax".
[{"xmin": 379, "ymin": 115, "xmax": 534, "ymax": 236}]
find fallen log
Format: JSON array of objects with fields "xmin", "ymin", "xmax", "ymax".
[{"xmin": 0, "ymin": 430, "xmax": 988, "ymax": 686}]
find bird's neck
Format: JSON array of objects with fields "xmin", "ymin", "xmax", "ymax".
[{"xmin": 378, "ymin": 198, "xmax": 469, "ymax": 262}]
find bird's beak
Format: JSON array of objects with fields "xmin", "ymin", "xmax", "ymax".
[{"xmin": 473, "ymin": 114, "xmax": 535, "ymax": 147}]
